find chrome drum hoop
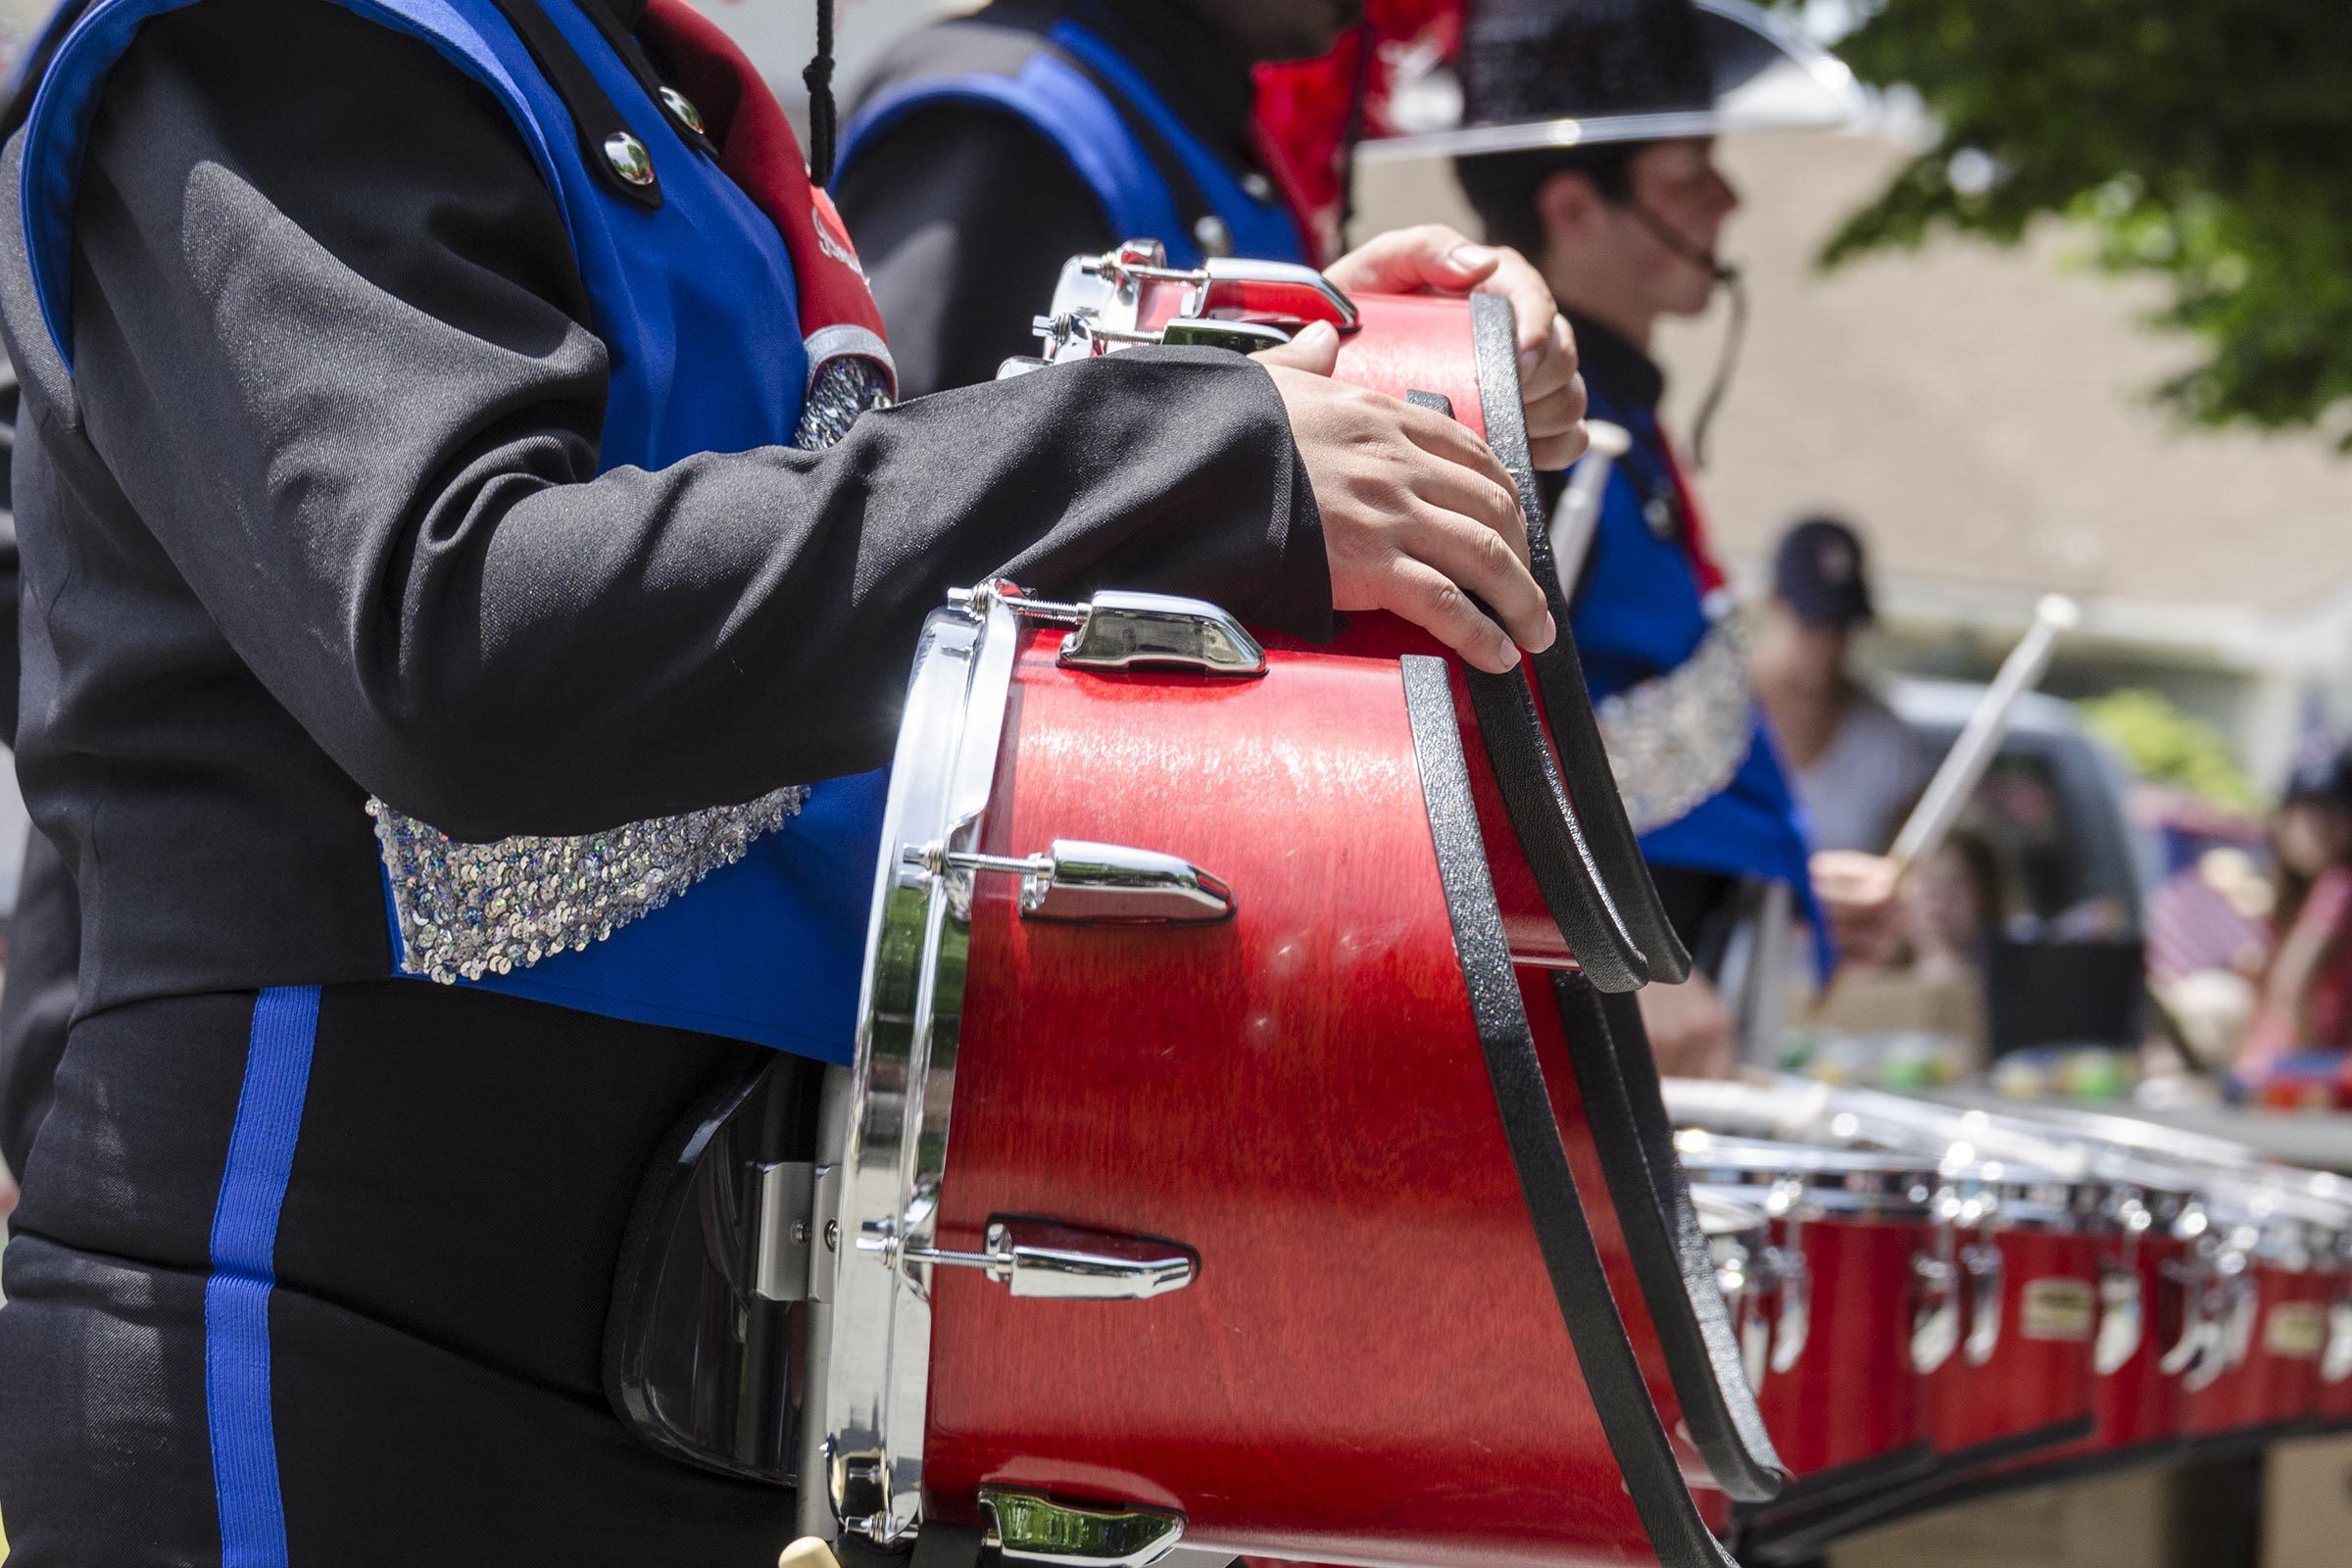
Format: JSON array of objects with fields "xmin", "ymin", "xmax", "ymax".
[{"xmin": 820, "ymin": 588, "xmax": 1021, "ymax": 1547}]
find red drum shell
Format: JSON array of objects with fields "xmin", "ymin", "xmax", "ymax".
[
  {"xmin": 1267, "ymin": 290, "xmax": 1578, "ymax": 970},
  {"xmin": 2091, "ymin": 1230, "xmax": 2191, "ymax": 1452},
  {"xmin": 2318, "ymin": 1261, "xmax": 2352, "ymax": 1425},
  {"xmin": 1755, "ymin": 1213, "xmax": 1935, "ymax": 1479},
  {"xmin": 1929, "ymin": 1227, "xmax": 2100, "ymax": 1459},
  {"xmin": 2249, "ymin": 1262, "xmax": 2332, "ymax": 1426},
  {"xmin": 921, "ymin": 631, "xmax": 1660, "ymax": 1568}
]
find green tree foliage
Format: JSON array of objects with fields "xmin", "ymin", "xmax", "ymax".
[
  {"xmin": 2077, "ymin": 688, "xmax": 2260, "ymax": 810},
  {"xmin": 1819, "ymin": 1, "xmax": 2352, "ymax": 446}
]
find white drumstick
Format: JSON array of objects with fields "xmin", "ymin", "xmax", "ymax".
[
  {"xmin": 1547, "ymin": 420, "xmax": 1632, "ymax": 596},
  {"xmin": 1888, "ymin": 593, "xmax": 2082, "ymax": 873}
]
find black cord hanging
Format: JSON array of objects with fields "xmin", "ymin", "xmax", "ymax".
[
  {"xmin": 804, "ymin": 0, "xmax": 838, "ymax": 187},
  {"xmin": 1688, "ymin": 264, "xmax": 1745, "ymax": 469}
]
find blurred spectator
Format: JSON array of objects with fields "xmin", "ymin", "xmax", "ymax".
[
  {"xmin": 2236, "ymin": 753, "xmax": 2352, "ymax": 1082},
  {"xmin": 1750, "ymin": 515, "xmax": 1934, "ymax": 855}
]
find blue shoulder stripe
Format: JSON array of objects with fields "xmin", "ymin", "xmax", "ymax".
[
  {"xmin": 18, "ymin": 0, "xmax": 571, "ymax": 369},
  {"xmin": 838, "ymin": 50, "xmax": 1187, "ymax": 259}
]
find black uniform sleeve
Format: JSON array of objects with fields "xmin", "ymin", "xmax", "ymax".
[
  {"xmin": 833, "ymin": 105, "xmax": 1117, "ymax": 397},
  {"xmin": 65, "ymin": 0, "xmax": 1328, "ymax": 843}
]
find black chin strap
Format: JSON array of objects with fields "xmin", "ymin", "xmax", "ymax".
[
  {"xmin": 804, "ymin": 0, "xmax": 838, "ymax": 187},
  {"xmin": 1623, "ymin": 198, "xmax": 1747, "ymax": 468}
]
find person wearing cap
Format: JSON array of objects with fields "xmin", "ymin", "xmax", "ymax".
[
  {"xmin": 1750, "ymin": 514, "xmax": 1935, "ymax": 857},
  {"xmin": 0, "ymin": 0, "xmax": 1565, "ymax": 1554},
  {"xmin": 831, "ymin": 0, "xmax": 1588, "ymax": 474},
  {"xmin": 1437, "ymin": 0, "xmax": 1880, "ymax": 1074}
]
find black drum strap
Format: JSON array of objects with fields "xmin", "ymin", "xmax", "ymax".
[
  {"xmin": 1557, "ymin": 974, "xmax": 1788, "ymax": 1500},
  {"xmin": 1402, "ymin": 381, "xmax": 1649, "ymax": 994},
  {"xmin": 1402, "ymin": 655, "xmax": 1737, "ymax": 1568},
  {"xmin": 1466, "ymin": 294, "xmax": 1694, "ymax": 985}
]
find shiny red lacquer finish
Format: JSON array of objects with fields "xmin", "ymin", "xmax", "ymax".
[
  {"xmin": 1286, "ymin": 288, "xmax": 1578, "ymax": 968},
  {"xmin": 1928, "ymin": 1229, "xmax": 2100, "ymax": 1459},
  {"xmin": 2248, "ymin": 1263, "xmax": 2331, "ymax": 1425},
  {"xmin": 1754, "ymin": 1216, "xmax": 1936, "ymax": 1479},
  {"xmin": 2088, "ymin": 1232, "xmax": 2190, "ymax": 1452},
  {"xmin": 921, "ymin": 632, "xmax": 1658, "ymax": 1568}
]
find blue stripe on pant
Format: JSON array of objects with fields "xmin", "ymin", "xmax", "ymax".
[{"xmin": 204, "ymin": 986, "xmax": 320, "ymax": 1568}]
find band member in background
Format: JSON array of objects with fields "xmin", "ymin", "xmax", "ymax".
[
  {"xmin": 835, "ymin": 0, "xmax": 1588, "ymax": 506},
  {"xmin": 0, "ymin": 0, "xmax": 1563, "ymax": 1556},
  {"xmin": 835, "ymin": 0, "xmax": 1334, "ymax": 397},
  {"xmin": 1751, "ymin": 514, "xmax": 1935, "ymax": 856},
  {"xmin": 1437, "ymin": 0, "xmax": 1888, "ymax": 1074}
]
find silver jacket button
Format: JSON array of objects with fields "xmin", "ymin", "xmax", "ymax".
[
  {"xmin": 1240, "ymin": 172, "xmax": 1274, "ymax": 202},
  {"xmin": 658, "ymin": 86, "xmax": 706, "ymax": 138},
  {"xmin": 603, "ymin": 130, "xmax": 657, "ymax": 186}
]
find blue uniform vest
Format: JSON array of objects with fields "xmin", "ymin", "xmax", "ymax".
[
  {"xmin": 1566, "ymin": 381, "xmax": 1822, "ymax": 947},
  {"xmin": 838, "ymin": 13, "xmax": 1309, "ymax": 270},
  {"xmin": 22, "ymin": 0, "xmax": 883, "ymax": 1062}
]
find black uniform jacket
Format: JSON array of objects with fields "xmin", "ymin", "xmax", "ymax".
[{"xmin": 0, "ymin": 0, "xmax": 1332, "ymax": 1031}]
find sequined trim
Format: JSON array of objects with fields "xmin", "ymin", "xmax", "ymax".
[
  {"xmin": 371, "ymin": 789, "xmax": 808, "ymax": 982},
  {"xmin": 1595, "ymin": 617, "xmax": 1756, "ymax": 835},
  {"xmin": 794, "ymin": 355, "xmax": 895, "ymax": 451},
  {"xmin": 376, "ymin": 358, "xmax": 892, "ymax": 985}
]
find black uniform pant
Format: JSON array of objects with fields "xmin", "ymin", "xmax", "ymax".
[{"xmin": 0, "ymin": 980, "xmax": 804, "ymax": 1565}]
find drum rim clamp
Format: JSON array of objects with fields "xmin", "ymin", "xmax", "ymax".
[{"xmin": 819, "ymin": 582, "xmax": 1215, "ymax": 1550}]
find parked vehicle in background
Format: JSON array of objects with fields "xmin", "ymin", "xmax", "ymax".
[{"xmin": 1887, "ymin": 678, "xmax": 2149, "ymax": 1056}]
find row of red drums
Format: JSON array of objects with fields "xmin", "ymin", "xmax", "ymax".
[{"xmin": 1666, "ymin": 1080, "xmax": 2352, "ymax": 1559}]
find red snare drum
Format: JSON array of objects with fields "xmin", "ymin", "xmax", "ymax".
[
  {"xmin": 1026, "ymin": 239, "xmax": 1788, "ymax": 1511},
  {"xmin": 1676, "ymin": 1136, "xmax": 1943, "ymax": 1496},
  {"xmin": 810, "ymin": 585, "xmax": 1734, "ymax": 1568},
  {"xmin": 1921, "ymin": 1167, "xmax": 2106, "ymax": 1465}
]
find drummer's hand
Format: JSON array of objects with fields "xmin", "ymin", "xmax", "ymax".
[
  {"xmin": 1325, "ymin": 223, "xmax": 1589, "ymax": 470},
  {"xmin": 1256, "ymin": 322, "xmax": 1553, "ymax": 674},
  {"xmin": 1812, "ymin": 850, "xmax": 1908, "ymax": 966},
  {"xmin": 1637, "ymin": 973, "xmax": 1738, "ymax": 1080}
]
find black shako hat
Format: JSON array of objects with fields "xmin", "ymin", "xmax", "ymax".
[{"xmin": 1356, "ymin": 0, "xmax": 1862, "ymax": 165}]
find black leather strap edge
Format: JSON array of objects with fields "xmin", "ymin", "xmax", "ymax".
[
  {"xmin": 1554, "ymin": 974, "xmax": 1787, "ymax": 1500},
  {"xmin": 1740, "ymin": 1438, "xmax": 1936, "ymax": 1515},
  {"xmin": 1462, "ymin": 665, "xmax": 1647, "ymax": 990},
  {"xmin": 483, "ymin": 0, "xmax": 664, "ymax": 207},
  {"xmin": 1471, "ymin": 292, "xmax": 1692, "ymax": 984},
  {"xmin": 1740, "ymin": 1412, "xmax": 2098, "ymax": 1561},
  {"xmin": 1409, "ymin": 318, "xmax": 1650, "ymax": 991},
  {"xmin": 1401, "ymin": 653, "xmax": 1733, "ymax": 1568},
  {"xmin": 1739, "ymin": 1434, "xmax": 2186, "ymax": 1562}
]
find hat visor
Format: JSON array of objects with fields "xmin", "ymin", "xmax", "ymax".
[{"xmin": 1358, "ymin": 0, "xmax": 1865, "ymax": 165}]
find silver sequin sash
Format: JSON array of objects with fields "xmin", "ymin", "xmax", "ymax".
[
  {"xmin": 1595, "ymin": 617, "xmax": 1757, "ymax": 835},
  {"xmin": 375, "ymin": 353, "xmax": 892, "ymax": 984}
]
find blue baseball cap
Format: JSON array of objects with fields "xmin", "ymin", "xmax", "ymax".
[{"xmin": 1773, "ymin": 514, "xmax": 1875, "ymax": 628}]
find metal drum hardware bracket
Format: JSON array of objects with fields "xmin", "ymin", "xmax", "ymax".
[
  {"xmin": 908, "ymin": 839, "xmax": 1234, "ymax": 925},
  {"xmin": 949, "ymin": 585, "xmax": 1265, "ymax": 676},
  {"xmin": 754, "ymin": 1159, "xmax": 841, "ymax": 1302},
  {"xmin": 979, "ymin": 1488, "xmax": 1187, "ymax": 1568},
  {"xmin": 903, "ymin": 1217, "xmax": 1196, "ymax": 1300}
]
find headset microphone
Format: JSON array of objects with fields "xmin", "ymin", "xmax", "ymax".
[{"xmin": 1623, "ymin": 201, "xmax": 1747, "ymax": 467}]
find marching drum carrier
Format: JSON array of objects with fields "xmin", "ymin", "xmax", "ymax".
[{"xmin": 599, "ymin": 244, "xmax": 1798, "ymax": 1568}]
